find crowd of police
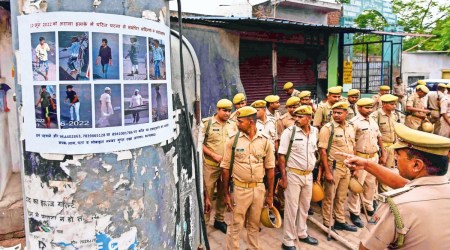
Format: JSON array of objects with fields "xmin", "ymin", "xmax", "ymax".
[{"xmin": 201, "ymin": 78, "xmax": 450, "ymax": 250}]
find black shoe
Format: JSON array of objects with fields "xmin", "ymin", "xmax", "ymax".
[
  {"xmin": 366, "ymin": 209, "xmax": 375, "ymax": 217},
  {"xmin": 308, "ymin": 208, "xmax": 314, "ymax": 215},
  {"xmin": 334, "ymin": 221, "xmax": 358, "ymax": 232},
  {"xmin": 299, "ymin": 235, "xmax": 318, "ymax": 245},
  {"xmin": 350, "ymin": 213, "xmax": 364, "ymax": 228},
  {"xmin": 281, "ymin": 244, "xmax": 296, "ymax": 250},
  {"xmin": 213, "ymin": 220, "xmax": 227, "ymax": 234}
]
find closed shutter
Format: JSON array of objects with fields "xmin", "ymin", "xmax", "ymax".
[{"xmin": 239, "ymin": 41, "xmax": 273, "ymax": 104}]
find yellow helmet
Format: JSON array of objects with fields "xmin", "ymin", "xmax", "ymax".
[
  {"xmin": 349, "ymin": 177, "xmax": 363, "ymax": 193},
  {"xmin": 421, "ymin": 122, "xmax": 434, "ymax": 133},
  {"xmin": 311, "ymin": 182, "xmax": 324, "ymax": 202},
  {"xmin": 260, "ymin": 207, "xmax": 282, "ymax": 228}
]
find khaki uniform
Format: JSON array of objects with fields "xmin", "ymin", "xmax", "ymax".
[
  {"xmin": 371, "ymin": 94, "xmax": 382, "ymax": 111},
  {"xmin": 392, "ymin": 83, "xmax": 406, "ymax": 110},
  {"xmin": 266, "ymin": 108, "xmax": 281, "ymax": 121},
  {"xmin": 348, "ymin": 114, "xmax": 380, "ymax": 214},
  {"xmin": 427, "ymin": 91, "xmax": 445, "ymax": 133},
  {"xmin": 291, "ymin": 89, "xmax": 301, "ymax": 97},
  {"xmin": 313, "ymin": 102, "xmax": 333, "ymax": 128},
  {"xmin": 347, "ymin": 102, "xmax": 358, "ymax": 121},
  {"xmin": 229, "ymin": 110, "xmax": 238, "ymax": 122},
  {"xmin": 439, "ymin": 96, "xmax": 450, "ymax": 137},
  {"xmin": 405, "ymin": 93, "xmax": 427, "ymax": 130},
  {"xmin": 202, "ymin": 116, "xmax": 236, "ymax": 223},
  {"xmin": 256, "ymin": 117, "xmax": 277, "ymax": 150},
  {"xmin": 276, "ymin": 112, "xmax": 296, "ymax": 139},
  {"xmin": 318, "ymin": 121, "xmax": 355, "ymax": 226},
  {"xmin": 278, "ymin": 125, "xmax": 318, "ymax": 247},
  {"xmin": 361, "ymin": 176, "xmax": 450, "ymax": 249},
  {"xmin": 221, "ymin": 132, "xmax": 275, "ymax": 250}
]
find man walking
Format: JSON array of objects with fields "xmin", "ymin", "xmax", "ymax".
[
  {"xmin": 405, "ymin": 85, "xmax": 430, "ymax": 130},
  {"xmin": 313, "ymin": 87, "xmax": 342, "ymax": 129},
  {"xmin": 35, "ymin": 36, "xmax": 51, "ymax": 80},
  {"xmin": 346, "ymin": 89, "xmax": 360, "ymax": 120},
  {"xmin": 392, "ymin": 76, "xmax": 406, "ymax": 111},
  {"xmin": 64, "ymin": 85, "xmax": 80, "ymax": 121},
  {"xmin": 129, "ymin": 89, "xmax": 143, "ymax": 123},
  {"xmin": 96, "ymin": 38, "xmax": 112, "ymax": 79}
]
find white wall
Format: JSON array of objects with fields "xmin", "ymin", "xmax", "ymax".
[{"xmin": 402, "ymin": 52, "xmax": 450, "ymax": 83}]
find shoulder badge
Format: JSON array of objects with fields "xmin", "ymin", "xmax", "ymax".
[
  {"xmin": 324, "ymin": 122, "xmax": 332, "ymax": 128},
  {"xmin": 228, "ymin": 131, "xmax": 238, "ymax": 139},
  {"xmin": 376, "ymin": 186, "xmax": 414, "ymax": 203}
]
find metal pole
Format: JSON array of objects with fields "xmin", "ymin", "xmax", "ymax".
[
  {"xmin": 365, "ymin": 43, "xmax": 369, "ymax": 93},
  {"xmin": 338, "ymin": 33, "xmax": 344, "ymax": 86},
  {"xmin": 381, "ymin": 35, "xmax": 385, "ymax": 86}
]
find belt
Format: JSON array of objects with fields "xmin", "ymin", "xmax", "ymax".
[
  {"xmin": 287, "ymin": 167, "xmax": 312, "ymax": 176},
  {"xmin": 233, "ymin": 179, "xmax": 263, "ymax": 188},
  {"xmin": 383, "ymin": 142, "xmax": 393, "ymax": 147},
  {"xmin": 356, "ymin": 152, "xmax": 377, "ymax": 159}
]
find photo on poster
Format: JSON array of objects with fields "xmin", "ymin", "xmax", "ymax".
[
  {"xmin": 123, "ymin": 35, "xmax": 147, "ymax": 80},
  {"xmin": 124, "ymin": 84, "xmax": 149, "ymax": 125},
  {"xmin": 58, "ymin": 31, "xmax": 90, "ymax": 81},
  {"xmin": 59, "ymin": 84, "xmax": 92, "ymax": 129},
  {"xmin": 148, "ymin": 38, "xmax": 166, "ymax": 80},
  {"xmin": 92, "ymin": 33, "xmax": 120, "ymax": 80},
  {"xmin": 151, "ymin": 83, "xmax": 168, "ymax": 121},
  {"xmin": 34, "ymin": 85, "xmax": 58, "ymax": 129},
  {"xmin": 31, "ymin": 32, "xmax": 56, "ymax": 81},
  {"xmin": 94, "ymin": 84, "xmax": 122, "ymax": 128}
]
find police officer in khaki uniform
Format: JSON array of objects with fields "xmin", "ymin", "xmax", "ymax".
[
  {"xmin": 371, "ymin": 85, "xmax": 390, "ymax": 111},
  {"xmin": 202, "ymin": 99, "xmax": 237, "ymax": 233},
  {"xmin": 427, "ymin": 83, "xmax": 447, "ymax": 134},
  {"xmin": 348, "ymin": 98, "xmax": 385, "ymax": 228},
  {"xmin": 346, "ymin": 89, "xmax": 360, "ymax": 120},
  {"xmin": 313, "ymin": 86, "xmax": 342, "ymax": 129},
  {"xmin": 265, "ymin": 95, "xmax": 281, "ymax": 121},
  {"xmin": 278, "ymin": 106, "xmax": 319, "ymax": 249},
  {"xmin": 221, "ymin": 106, "xmax": 275, "ymax": 250},
  {"xmin": 318, "ymin": 102, "xmax": 357, "ymax": 231},
  {"xmin": 298, "ymin": 91, "xmax": 316, "ymax": 113},
  {"xmin": 339, "ymin": 123, "xmax": 450, "ymax": 249},
  {"xmin": 277, "ymin": 97, "xmax": 300, "ymax": 139},
  {"xmin": 438, "ymin": 83, "xmax": 450, "ymax": 137},
  {"xmin": 370, "ymin": 94, "xmax": 400, "ymax": 192},
  {"xmin": 392, "ymin": 76, "xmax": 406, "ymax": 111},
  {"xmin": 405, "ymin": 85, "xmax": 430, "ymax": 130},
  {"xmin": 229, "ymin": 93, "xmax": 247, "ymax": 122},
  {"xmin": 251, "ymin": 100, "xmax": 277, "ymax": 150},
  {"xmin": 283, "ymin": 81, "xmax": 301, "ymax": 97}
]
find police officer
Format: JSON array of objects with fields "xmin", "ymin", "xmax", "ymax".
[
  {"xmin": 371, "ymin": 85, "xmax": 390, "ymax": 111},
  {"xmin": 283, "ymin": 81, "xmax": 301, "ymax": 97},
  {"xmin": 438, "ymin": 83, "xmax": 450, "ymax": 137},
  {"xmin": 405, "ymin": 85, "xmax": 430, "ymax": 130},
  {"xmin": 339, "ymin": 123, "xmax": 450, "ymax": 249},
  {"xmin": 277, "ymin": 97, "xmax": 300, "ymax": 139},
  {"xmin": 348, "ymin": 98, "xmax": 385, "ymax": 228},
  {"xmin": 278, "ymin": 106, "xmax": 319, "ymax": 249},
  {"xmin": 318, "ymin": 102, "xmax": 357, "ymax": 232},
  {"xmin": 221, "ymin": 106, "xmax": 275, "ymax": 250},
  {"xmin": 313, "ymin": 86, "xmax": 342, "ymax": 129},
  {"xmin": 251, "ymin": 100, "xmax": 277, "ymax": 150},
  {"xmin": 392, "ymin": 76, "xmax": 406, "ymax": 111},
  {"xmin": 346, "ymin": 89, "xmax": 360, "ymax": 120},
  {"xmin": 265, "ymin": 95, "xmax": 281, "ymax": 121},
  {"xmin": 370, "ymin": 94, "xmax": 400, "ymax": 192},
  {"xmin": 427, "ymin": 83, "xmax": 447, "ymax": 134},
  {"xmin": 298, "ymin": 91, "xmax": 316, "ymax": 113},
  {"xmin": 202, "ymin": 99, "xmax": 236, "ymax": 233},
  {"xmin": 230, "ymin": 93, "xmax": 247, "ymax": 122}
]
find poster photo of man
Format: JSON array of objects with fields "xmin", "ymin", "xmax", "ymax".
[
  {"xmin": 124, "ymin": 84, "xmax": 149, "ymax": 125},
  {"xmin": 148, "ymin": 38, "xmax": 166, "ymax": 80},
  {"xmin": 34, "ymin": 85, "xmax": 58, "ymax": 129},
  {"xmin": 151, "ymin": 84, "xmax": 168, "ymax": 122},
  {"xmin": 92, "ymin": 32, "xmax": 119, "ymax": 80},
  {"xmin": 59, "ymin": 84, "xmax": 92, "ymax": 129},
  {"xmin": 58, "ymin": 31, "xmax": 90, "ymax": 81},
  {"xmin": 123, "ymin": 35, "xmax": 147, "ymax": 80},
  {"xmin": 94, "ymin": 84, "xmax": 122, "ymax": 128},
  {"xmin": 31, "ymin": 32, "xmax": 56, "ymax": 81}
]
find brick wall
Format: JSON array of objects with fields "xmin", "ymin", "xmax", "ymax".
[{"xmin": 328, "ymin": 11, "xmax": 341, "ymax": 26}]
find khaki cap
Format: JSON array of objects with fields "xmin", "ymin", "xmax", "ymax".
[
  {"xmin": 260, "ymin": 207, "xmax": 282, "ymax": 228},
  {"xmin": 380, "ymin": 85, "xmax": 390, "ymax": 91},
  {"xmin": 416, "ymin": 85, "xmax": 429, "ymax": 93},
  {"xmin": 380, "ymin": 94, "xmax": 399, "ymax": 103},
  {"xmin": 250, "ymin": 100, "xmax": 266, "ymax": 109},
  {"xmin": 331, "ymin": 101, "xmax": 349, "ymax": 109},
  {"xmin": 298, "ymin": 90, "xmax": 311, "ymax": 99},
  {"xmin": 347, "ymin": 89, "xmax": 360, "ymax": 96},
  {"xmin": 438, "ymin": 83, "xmax": 447, "ymax": 88},
  {"xmin": 294, "ymin": 105, "xmax": 313, "ymax": 115},
  {"xmin": 265, "ymin": 95, "xmax": 280, "ymax": 103},
  {"xmin": 311, "ymin": 182, "xmax": 324, "ymax": 202},
  {"xmin": 390, "ymin": 123, "xmax": 450, "ymax": 156},
  {"xmin": 356, "ymin": 97, "xmax": 375, "ymax": 107},
  {"xmin": 283, "ymin": 82, "xmax": 294, "ymax": 90},
  {"xmin": 328, "ymin": 86, "xmax": 342, "ymax": 94},
  {"xmin": 286, "ymin": 96, "xmax": 300, "ymax": 107},
  {"xmin": 237, "ymin": 106, "xmax": 257, "ymax": 118},
  {"xmin": 447, "ymin": 83, "xmax": 450, "ymax": 88},
  {"xmin": 216, "ymin": 99, "xmax": 233, "ymax": 109},
  {"xmin": 417, "ymin": 80, "xmax": 426, "ymax": 85},
  {"xmin": 233, "ymin": 93, "xmax": 246, "ymax": 104}
]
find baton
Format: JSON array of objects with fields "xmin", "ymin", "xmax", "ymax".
[{"xmin": 328, "ymin": 160, "xmax": 337, "ymax": 241}]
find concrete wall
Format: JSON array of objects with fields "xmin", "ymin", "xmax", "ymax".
[
  {"xmin": 402, "ymin": 52, "xmax": 450, "ymax": 83},
  {"xmin": 275, "ymin": 6, "xmax": 328, "ymax": 25}
]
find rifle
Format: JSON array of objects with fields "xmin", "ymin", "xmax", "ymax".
[{"xmin": 327, "ymin": 160, "xmax": 337, "ymax": 241}]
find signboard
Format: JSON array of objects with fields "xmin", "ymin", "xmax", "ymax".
[
  {"xmin": 343, "ymin": 61, "xmax": 353, "ymax": 84},
  {"xmin": 18, "ymin": 12, "xmax": 173, "ymax": 154}
]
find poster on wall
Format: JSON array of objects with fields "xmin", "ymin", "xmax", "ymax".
[{"xmin": 18, "ymin": 12, "xmax": 173, "ymax": 154}]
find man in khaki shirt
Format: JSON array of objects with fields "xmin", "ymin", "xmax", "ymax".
[
  {"xmin": 298, "ymin": 91, "xmax": 317, "ymax": 114},
  {"xmin": 277, "ymin": 97, "xmax": 300, "ymax": 139},
  {"xmin": 346, "ymin": 89, "xmax": 360, "ymax": 121},
  {"xmin": 427, "ymin": 83, "xmax": 447, "ymax": 134},
  {"xmin": 283, "ymin": 81, "xmax": 301, "ymax": 97},
  {"xmin": 221, "ymin": 106, "xmax": 275, "ymax": 250},
  {"xmin": 438, "ymin": 83, "xmax": 450, "ymax": 137},
  {"xmin": 339, "ymin": 123, "xmax": 450, "ymax": 250},
  {"xmin": 251, "ymin": 100, "xmax": 277, "ymax": 150},
  {"xmin": 371, "ymin": 85, "xmax": 390, "ymax": 111},
  {"xmin": 313, "ymin": 86, "xmax": 342, "ymax": 129},
  {"xmin": 278, "ymin": 106, "xmax": 319, "ymax": 249},
  {"xmin": 229, "ymin": 93, "xmax": 246, "ymax": 122},
  {"xmin": 202, "ymin": 99, "xmax": 237, "ymax": 233},
  {"xmin": 348, "ymin": 98, "xmax": 385, "ymax": 228},
  {"xmin": 392, "ymin": 77, "xmax": 406, "ymax": 111},
  {"xmin": 405, "ymin": 85, "xmax": 431, "ymax": 130},
  {"xmin": 265, "ymin": 95, "xmax": 281, "ymax": 121},
  {"xmin": 318, "ymin": 102, "xmax": 357, "ymax": 231}
]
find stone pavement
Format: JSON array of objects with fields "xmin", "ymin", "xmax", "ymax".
[{"xmin": 206, "ymin": 203, "xmax": 363, "ymax": 250}]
